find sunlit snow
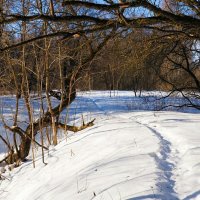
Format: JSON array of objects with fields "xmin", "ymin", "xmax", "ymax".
[{"xmin": 0, "ymin": 91, "xmax": 200, "ymax": 200}]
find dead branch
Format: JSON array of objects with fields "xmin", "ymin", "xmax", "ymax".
[{"xmin": 56, "ymin": 119, "xmax": 95, "ymax": 132}]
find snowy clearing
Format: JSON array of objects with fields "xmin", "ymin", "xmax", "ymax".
[{"xmin": 0, "ymin": 91, "xmax": 200, "ymax": 200}]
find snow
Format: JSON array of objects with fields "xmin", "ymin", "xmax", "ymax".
[{"xmin": 0, "ymin": 91, "xmax": 200, "ymax": 200}]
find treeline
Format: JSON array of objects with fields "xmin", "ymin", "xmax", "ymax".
[
  {"xmin": 1, "ymin": 29, "xmax": 198, "ymax": 94},
  {"xmin": 79, "ymin": 30, "xmax": 199, "ymax": 94}
]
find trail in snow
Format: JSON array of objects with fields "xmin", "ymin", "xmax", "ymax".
[
  {"xmin": 87, "ymin": 96, "xmax": 179, "ymax": 199},
  {"xmin": 133, "ymin": 118, "xmax": 178, "ymax": 200},
  {"xmin": 129, "ymin": 112, "xmax": 200, "ymax": 200}
]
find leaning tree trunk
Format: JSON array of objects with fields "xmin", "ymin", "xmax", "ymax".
[
  {"xmin": 19, "ymin": 86, "xmax": 76, "ymax": 161},
  {"xmin": 1, "ymin": 28, "xmax": 115, "ymax": 165},
  {"xmin": 3, "ymin": 91, "xmax": 77, "ymax": 164}
]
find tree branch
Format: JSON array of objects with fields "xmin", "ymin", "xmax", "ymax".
[
  {"xmin": 0, "ymin": 24, "xmax": 114, "ymax": 51},
  {"xmin": 56, "ymin": 119, "xmax": 95, "ymax": 132},
  {"xmin": 62, "ymin": 0, "xmax": 200, "ymax": 27},
  {"xmin": 2, "ymin": 14, "xmax": 108, "ymax": 25}
]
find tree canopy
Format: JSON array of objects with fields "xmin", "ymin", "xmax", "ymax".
[{"xmin": 0, "ymin": 0, "xmax": 200, "ymax": 51}]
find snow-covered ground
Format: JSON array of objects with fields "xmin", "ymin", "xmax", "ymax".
[{"xmin": 0, "ymin": 91, "xmax": 200, "ymax": 200}]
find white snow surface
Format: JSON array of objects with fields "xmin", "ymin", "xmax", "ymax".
[{"xmin": 0, "ymin": 91, "xmax": 200, "ymax": 200}]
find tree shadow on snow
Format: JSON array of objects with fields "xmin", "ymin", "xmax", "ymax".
[
  {"xmin": 127, "ymin": 190, "xmax": 200, "ymax": 200},
  {"xmin": 127, "ymin": 194, "xmax": 165, "ymax": 199},
  {"xmin": 183, "ymin": 190, "xmax": 200, "ymax": 200},
  {"xmin": 127, "ymin": 193, "xmax": 180, "ymax": 200}
]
